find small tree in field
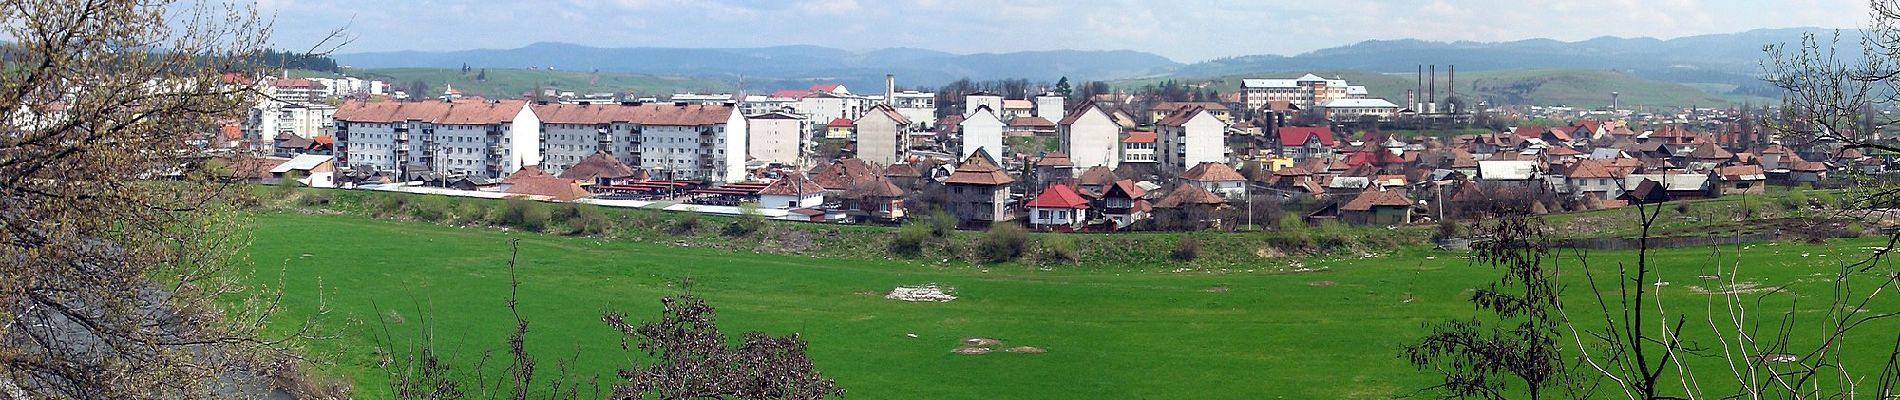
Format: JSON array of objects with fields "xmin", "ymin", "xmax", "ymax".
[{"xmin": 602, "ymin": 287, "xmax": 844, "ymax": 400}]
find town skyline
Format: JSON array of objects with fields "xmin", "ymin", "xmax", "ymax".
[{"xmin": 257, "ymin": 0, "xmax": 1867, "ymax": 62}]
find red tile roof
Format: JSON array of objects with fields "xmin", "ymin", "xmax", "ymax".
[
  {"xmin": 1182, "ymin": 162, "xmax": 1245, "ymax": 182},
  {"xmin": 1341, "ymin": 189, "xmax": 1412, "ymax": 211},
  {"xmin": 557, "ymin": 151, "xmax": 639, "ymax": 181},
  {"xmin": 760, "ymin": 174, "xmax": 826, "ymax": 196},
  {"xmin": 1026, "ymin": 184, "xmax": 1090, "ymax": 209},
  {"xmin": 532, "ymin": 103, "xmax": 733, "ymax": 126},
  {"xmin": 828, "ymin": 117, "xmax": 855, "ymax": 127},
  {"xmin": 945, "ymin": 151, "xmax": 1015, "ymax": 185},
  {"xmin": 1007, "ymin": 116, "xmax": 1056, "ymax": 128},
  {"xmin": 1153, "ymin": 183, "xmax": 1226, "ymax": 208},
  {"xmin": 335, "ymin": 99, "xmax": 530, "ymax": 124},
  {"xmin": 1123, "ymin": 131, "xmax": 1156, "ymax": 144},
  {"xmin": 1279, "ymin": 126, "xmax": 1335, "ymax": 146},
  {"xmin": 1035, "ymin": 152, "xmax": 1073, "ymax": 167}
]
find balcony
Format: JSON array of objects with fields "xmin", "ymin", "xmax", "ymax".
[
  {"xmin": 489, "ymin": 144, "xmax": 504, "ymax": 155},
  {"xmin": 397, "ymin": 144, "xmax": 410, "ymax": 152},
  {"xmin": 395, "ymin": 133, "xmax": 409, "ymax": 142}
]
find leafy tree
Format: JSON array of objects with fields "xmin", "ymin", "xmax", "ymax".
[
  {"xmin": 1054, "ymin": 76, "xmax": 1072, "ymax": 97},
  {"xmin": 0, "ymin": 0, "xmax": 320, "ymax": 398},
  {"xmin": 602, "ymin": 288, "xmax": 844, "ymax": 400}
]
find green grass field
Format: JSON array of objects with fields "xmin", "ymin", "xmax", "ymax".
[{"xmin": 248, "ymin": 209, "xmax": 1900, "ymax": 399}]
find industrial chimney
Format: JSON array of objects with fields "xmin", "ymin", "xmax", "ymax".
[
  {"xmin": 1448, "ymin": 65, "xmax": 1456, "ymax": 113},
  {"xmin": 885, "ymin": 74, "xmax": 896, "ymax": 106},
  {"xmin": 1428, "ymin": 65, "xmax": 1437, "ymax": 114}
]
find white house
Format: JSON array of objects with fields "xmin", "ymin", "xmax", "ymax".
[
  {"xmin": 759, "ymin": 174, "xmax": 825, "ymax": 209},
  {"xmin": 961, "ymin": 105, "xmax": 1005, "ymax": 161},
  {"xmin": 1156, "ymin": 107, "xmax": 1229, "ymax": 171},
  {"xmin": 1058, "ymin": 102, "xmax": 1123, "ymax": 173},
  {"xmin": 269, "ymin": 153, "xmax": 337, "ymax": 188}
]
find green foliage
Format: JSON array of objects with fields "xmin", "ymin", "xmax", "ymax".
[
  {"xmin": 976, "ymin": 223, "xmax": 1029, "ymax": 263},
  {"xmin": 555, "ymin": 203, "xmax": 609, "ymax": 236},
  {"xmin": 891, "ymin": 222, "xmax": 931, "ymax": 258},
  {"xmin": 453, "ymin": 201, "xmax": 488, "ymax": 224},
  {"xmin": 408, "ymin": 195, "xmax": 453, "ymax": 222},
  {"xmin": 926, "ymin": 210, "xmax": 958, "ymax": 237},
  {"xmin": 1277, "ymin": 213, "xmax": 1307, "ymax": 233},
  {"xmin": 295, "ymin": 190, "xmax": 331, "ymax": 207}
]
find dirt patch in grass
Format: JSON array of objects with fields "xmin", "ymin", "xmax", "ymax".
[
  {"xmin": 1687, "ymin": 282, "xmax": 1781, "ymax": 295},
  {"xmin": 952, "ymin": 347, "xmax": 992, "ymax": 355},
  {"xmin": 1204, "ymin": 286, "xmax": 1230, "ymax": 293},
  {"xmin": 1309, "ymin": 281, "xmax": 1337, "ymax": 288},
  {"xmin": 1004, "ymin": 346, "xmax": 1046, "ymax": 353}
]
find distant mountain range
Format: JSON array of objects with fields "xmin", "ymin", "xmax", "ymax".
[{"xmin": 334, "ymin": 27, "xmax": 1846, "ymax": 102}]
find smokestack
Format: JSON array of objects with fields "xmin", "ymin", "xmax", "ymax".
[
  {"xmin": 1429, "ymin": 65, "xmax": 1437, "ymax": 114},
  {"xmin": 1448, "ymin": 65, "xmax": 1455, "ymax": 113},
  {"xmin": 1416, "ymin": 65, "xmax": 1424, "ymax": 111},
  {"xmin": 885, "ymin": 74, "xmax": 895, "ymax": 106},
  {"xmin": 1611, "ymin": 91, "xmax": 1620, "ymax": 111}
]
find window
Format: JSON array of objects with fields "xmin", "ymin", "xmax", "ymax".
[{"xmin": 1038, "ymin": 210, "xmax": 1050, "ymax": 220}]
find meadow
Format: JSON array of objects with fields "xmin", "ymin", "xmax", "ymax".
[{"xmin": 250, "ymin": 207, "xmax": 1900, "ymax": 399}]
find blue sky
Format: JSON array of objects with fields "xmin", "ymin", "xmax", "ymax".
[{"xmin": 256, "ymin": 0, "xmax": 1869, "ymax": 62}]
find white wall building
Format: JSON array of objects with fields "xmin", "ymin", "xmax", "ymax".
[
  {"xmin": 1239, "ymin": 73, "xmax": 1366, "ymax": 111},
  {"xmin": 534, "ymin": 102, "xmax": 749, "ymax": 182},
  {"xmin": 887, "ymin": 90, "xmax": 937, "ymax": 128},
  {"xmin": 333, "ymin": 99, "xmax": 540, "ymax": 178},
  {"xmin": 960, "ymin": 105, "xmax": 1005, "ymax": 162},
  {"xmin": 1319, "ymin": 98, "xmax": 1402, "ymax": 121},
  {"xmin": 747, "ymin": 111, "xmax": 807, "ymax": 166},
  {"xmin": 1058, "ymin": 103, "xmax": 1122, "ymax": 173},
  {"xmin": 1034, "ymin": 94, "xmax": 1065, "ymax": 119},
  {"xmin": 854, "ymin": 104, "xmax": 911, "ymax": 167}
]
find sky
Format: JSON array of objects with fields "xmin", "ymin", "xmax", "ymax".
[{"xmin": 255, "ymin": 0, "xmax": 1871, "ymax": 62}]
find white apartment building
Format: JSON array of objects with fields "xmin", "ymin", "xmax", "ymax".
[
  {"xmin": 533, "ymin": 102, "xmax": 749, "ymax": 182},
  {"xmin": 965, "ymin": 92, "xmax": 1003, "ymax": 117},
  {"xmin": 266, "ymin": 78, "xmax": 328, "ymax": 104},
  {"xmin": 1239, "ymin": 73, "xmax": 1368, "ymax": 111},
  {"xmin": 799, "ymin": 91, "xmax": 869, "ymax": 133},
  {"xmin": 747, "ymin": 111, "xmax": 807, "ymax": 166},
  {"xmin": 333, "ymin": 99, "xmax": 541, "ymax": 178},
  {"xmin": 886, "ymin": 90, "xmax": 938, "ymax": 128},
  {"xmin": 854, "ymin": 104, "xmax": 911, "ymax": 167},
  {"xmin": 245, "ymin": 100, "xmax": 336, "ymax": 140},
  {"xmin": 1156, "ymin": 108, "xmax": 1229, "ymax": 171},
  {"xmin": 1057, "ymin": 103, "xmax": 1122, "ymax": 173},
  {"xmin": 1034, "ymin": 94, "xmax": 1065, "ymax": 119}
]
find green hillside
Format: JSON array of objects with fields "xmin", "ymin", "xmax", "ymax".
[
  {"xmin": 296, "ymin": 67, "xmax": 735, "ymax": 99},
  {"xmin": 1111, "ymin": 69, "xmax": 1776, "ymax": 110}
]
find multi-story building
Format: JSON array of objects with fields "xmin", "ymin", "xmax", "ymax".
[
  {"xmin": 886, "ymin": 90, "xmax": 937, "ymax": 128},
  {"xmin": 1156, "ymin": 107, "xmax": 1229, "ymax": 171},
  {"xmin": 1057, "ymin": 102, "xmax": 1123, "ymax": 172},
  {"xmin": 1034, "ymin": 94, "xmax": 1065, "ymax": 120},
  {"xmin": 799, "ymin": 91, "xmax": 869, "ymax": 134},
  {"xmin": 532, "ymin": 102, "xmax": 749, "ymax": 182},
  {"xmin": 854, "ymin": 104, "xmax": 911, "ymax": 167},
  {"xmin": 333, "ymin": 99, "xmax": 541, "ymax": 178},
  {"xmin": 1239, "ymin": 73, "xmax": 1367, "ymax": 111},
  {"xmin": 244, "ymin": 101, "xmax": 336, "ymax": 140},
  {"xmin": 267, "ymin": 78, "xmax": 327, "ymax": 104},
  {"xmin": 1319, "ymin": 98, "xmax": 1402, "ymax": 121},
  {"xmin": 1121, "ymin": 131, "xmax": 1157, "ymax": 164},
  {"xmin": 746, "ymin": 111, "xmax": 807, "ymax": 166}
]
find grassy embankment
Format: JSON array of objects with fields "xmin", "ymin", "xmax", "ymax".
[{"xmin": 248, "ymin": 187, "xmax": 1900, "ymax": 398}]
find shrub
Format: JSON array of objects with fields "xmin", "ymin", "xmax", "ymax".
[
  {"xmin": 975, "ymin": 223, "xmax": 1029, "ymax": 263},
  {"xmin": 500, "ymin": 199, "xmax": 551, "ymax": 232},
  {"xmin": 926, "ymin": 210, "xmax": 958, "ymax": 237},
  {"xmin": 370, "ymin": 193, "xmax": 410, "ymax": 218},
  {"xmin": 1172, "ymin": 236, "xmax": 1201, "ymax": 261},
  {"xmin": 1431, "ymin": 219, "xmax": 1462, "ymax": 243},
  {"xmin": 1277, "ymin": 213, "xmax": 1307, "ymax": 233},
  {"xmin": 559, "ymin": 204, "xmax": 609, "ymax": 236},
  {"xmin": 1846, "ymin": 222, "xmax": 1867, "ymax": 238},
  {"xmin": 670, "ymin": 211, "xmax": 701, "ymax": 235},
  {"xmin": 1041, "ymin": 235, "xmax": 1080, "ymax": 264},
  {"xmin": 725, "ymin": 203, "xmax": 766, "ymax": 237},
  {"xmin": 891, "ymin": 222, "xmax": 931, "ymax": 257}
]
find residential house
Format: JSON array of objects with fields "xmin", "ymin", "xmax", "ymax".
[
  {"xmin": 1182, "ymin": 162, "xmax": 1247, "ymax": 200},
  {"xmin": 1556, "ymin": 159, "xmax": 1624, "ymax": 201},
  {"xmin": 557, "ymin": 151, "xmax": 641, "ymax": 187},
  {"xmin": 1101, "ymin": 179, "xmax": 1150, "ymax": 230},
  {"xmin": 501, "ymin": 166, "xmax": 591, "ymax": 201},
  {"xmin": 1477, "ymin": 160, "xmax": 1542, "ymax": 188},
  {"xmin": 1152, "ymin": 183, "xmax": 1230, "ymax": 230},
  {"xmin": 759, "ymin": 173, "xmax": 825, "ymax": 209},
  {"xmin": 1786, "ymin": 159, "xmax": 1828, "ymax": 185},
  {"xmin": 960, "ymin": 105, "xmax": 1006, "ymax": 161},
  {"xmin": 1712, "ymin": 164, "xmax": 1767, "ymax": 195},
  {"xmin": 1005, "ymin": 116, "xmax": 1056, "ymax": 137},
  {"xmin": 1121, "ymin": 131, "xmax": 1158, "ymax": 164},
  {"xmin": 1001, "ymin": 99, "xmax": 1035, "ymax": 119},
  {"xmin": 1026, "ymin": 183, "xmax": 1090, "ymax": 231},
  {"xmin": 1156, "ymin": 107, "xmax": 1230, "ymax": 172},
  {"xmin": 268, "ymin": 153, "xmax": 337, "ymax": 188},
  {"xmin": 1149, "ymin": 102, "xmax": 1232, "ymax": 123},
  {"xmin": 841, "ymin": 175, "xmax": 906, "ymax": 221},
  {"xmin": 825, "ymin": 117, "xmax": 855, "ymax": 140},
  {"xmin": 1034, "ymin": 152, "xmax": 1075, "ymax": 185},
  {"xmin": 1340, "ymin": 188, "xmax": 1413, "ymax": 226},
  {"xmin": 1076, "ymin": 165, "xmax": 1119, "ymax": 195},
  {"xmin": 1275, "ymin": 126, "xmax": 1336, "ymax": 160},
  {"xmin": 944, "ymin": 150, "xmax": 1016, "ymax": 224},
  {"xmin": 1622, "ymin": 174, "xmax": 1714, "ymax": 201},
  {"xmin": 1058, "ymin": 102, "xmax": 1124, "ymax": 171}
]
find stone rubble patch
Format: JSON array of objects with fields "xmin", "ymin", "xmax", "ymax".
[{"xmin": 885, "ymin": 284, "xmax": 956, "ymax": 302}]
